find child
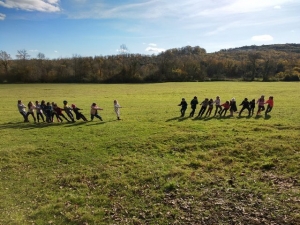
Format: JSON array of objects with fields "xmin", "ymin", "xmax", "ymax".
[
  {"xmin": 35, "ymin": 101, "xmax": 45, "ymax": 122},
  {"xmin": 197, "ymin": 98, "xmax": 209, "ymax": 118},
  {"xmin": 214, "ymin": 96, "xmax": 222, "ymax": 116},
  {"xmin": 229, "ymin": 98, "xmax": 237, "ymax": 116},
  {"xmin": 51, "ymin": 102, "xmax": 61, "ymax": 122},
  {"xmin": 239, "ymin": 98, "xmax": 250, "ymax": 117},
  {"xmin": 249, "ymin": 99, "xmax": 255, "ymax": 116},
  {"xmin": 114, "ymin": 100, "xmax": 122, "ymax": 120},
  {"xmin": 63, "ymin": 100, "xmax": 75, "ymax": 122},
  {"xmin": 71, "ymin": 104, "xmax": 88, "ymax": 121},
  {"xmin": 265, "ymin": 96, "xmax": 274, "ymax": 115},
  {"xmin": 178, "ymin": 98, "xmax": 187, "ymax": 117},
  {"xmin": 219, "ymin": 101, "xmax": 230, "ymax": 117},
  {"xmin": 40, "ymin": 100, "xmax": 47, "ymax": 115},
  {"xmin": 90, "ymin": 103, "xmax": 103, "ymax": 121},
  {"xmin": 45, "ymin": 102, "xmax": 53, "ymax": 123},
  {"xmin": 205, "ymin": 99, "xmax": 214, "ymax": 117},
  {"xmin": 17, "ymin": 100, "xmax": 28, "ymax": 122},
  {"xmin": 26, "ymin": 101, "xmax": 37, "ymax": 123},
  {"xmin": 53, "ymin": 103, "xmax": 70, "ymax": 122},
  {"xmin": 256, "ymin": 95, "xmax": 265, "ymax": 115},
  {"xmin": 189, "ymin": 96, "xmax": 198, "ymax": 117}
]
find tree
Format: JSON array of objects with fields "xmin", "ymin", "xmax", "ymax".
[
  {"xmin": 118, "ymin": 44, "xmax": 129, "ymax": 55},
  {"xmin": 248, "ymin": 52, "xmax": 261, "ymax": 80},
  {"xmin": 0, "ymin": 50, "xmax": 12, "ymax": 80},
  {"xmin": 16, "ymin": 49, "xmax": 30, "ymax": 60},
  {"xmin": 37, "ymin": 52, "xmax": 45, "ymax": 60}
]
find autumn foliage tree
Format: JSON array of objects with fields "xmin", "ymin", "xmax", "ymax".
[{"xmin": 0, "ymin": 44, "xmax": 299, "ymax": 83}]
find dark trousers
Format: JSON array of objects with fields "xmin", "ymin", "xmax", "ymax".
[
  {"xmin": 57, "ymin": 113, "xmax": 70, "ymax": 122},
  {"xmin": 75, "ymin": 112, "xmax": 88, "ymax": 121},
  {"xmin": 249, "ymin": 107, "xmax": 255, "ymax": 116},
  {"xmin": 198, "ymin": 106, "xmax": 207, "ymax": 117},
  {"xmin": 257, "ymin": 105, "xmax": 265, "ymax": 114},
  {"xmin": 91, "ymin": 113, "xmax": 102, "ymax": 121},
  {"xmin": 265, "ymin": 105, "xmax": 273, "ymax": 115},
  {"xmin": 180, "ymin": 108, "xmax": 187, "ymax": 117},
  {"xmin": 52, "ymin": 112, "xmax": 61, "ymax": 122},
  {"xmin": 214, "ymin": 105, "xmax": 222, "ymax": 116},
  {"xmin": 220, "ymin": 108, "xmax": 228, "ymax": 116},
  {"xmin": 205, "ymin": 107, "xmax": 213, "ymax": 117},
  {"xmin": 239, "ymin": 106, "xmax": 250, "ymax": 116},
  {"xmin": 66, "ymin": 111, "xmax": 75, "ymax": 122},
  {"xmin": 26, "ymin": 112, "xmax": 36, "ymax": 122},
  {"xmin": 189, "ymin": 108, "xmax": 196, "ymax": 117},
  {"xmin": 36, "ymin": 112, "xmax": 45, "ymax": 122},
  {"xmin": 20, "ymin": 111, "xmax": 28, "ymax": 122},
  {"xmin": 45, "ymin": 112, "xmax": 51, "ymax": 122}
]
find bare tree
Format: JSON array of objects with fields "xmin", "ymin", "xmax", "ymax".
[
  {"xmin": 16, "ymin": 49, "xmax": 30, "ymax": 60},
  {"xmin": 37, "ymin": 52, "xmax": 45, "ymax": 60},
  {"xmin": 119, "ymin": 44, "xmax": 129, "ymax": 55}
]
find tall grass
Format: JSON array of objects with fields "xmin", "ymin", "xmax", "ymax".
[{"xmin": 0, "ymin": 82, "xmax": 299, "ymax": 224}]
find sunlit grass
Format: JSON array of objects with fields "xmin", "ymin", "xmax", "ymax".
[{"xmin": 0, "ymin": 82, "xmax": 299, "ymax": 224}]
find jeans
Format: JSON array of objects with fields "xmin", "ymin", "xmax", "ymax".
[{"xmin": 20, "ymin": 111, "xmax": 28, "ymax": 122}]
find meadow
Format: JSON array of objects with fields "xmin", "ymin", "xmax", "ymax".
[{"xmin": 0, "ymin": 82, "xmax": 299, "ymax": 225}]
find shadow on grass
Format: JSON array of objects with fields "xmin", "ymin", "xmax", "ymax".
[
  {"xmin": 165, "ymin": 117, "xmax": 182, "ymax": 122},
  {"xmin": 85, "ymin": 121, "xmax": 108, "ymax": 126},
  {"xmin": 237, "ymin": 115, "xmax": 253, "ymax": 119},
  {"xmin": 178, "ymin": 117, "xmax": 190, "ymax": 122},
  {"xmin": 0, "ymin": 120, "xmax": 101, "ymax": 129},
  {"xmin": 264, "ymin": 114, "xmax": 272, "ymax": 120},
  {"xmin": 255, "ymin": 114, "xmax": 264, "ymax": 119},
  {"xmin": 203, "ymin": 116, "xmax": 214, "ymax": 121}
]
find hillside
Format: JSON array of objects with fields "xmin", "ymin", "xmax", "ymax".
[{"xmin": 218, "ymin": 43, "xmax": 300, "ymax": 53}]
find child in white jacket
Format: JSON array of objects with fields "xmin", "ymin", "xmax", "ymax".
[{"xmin": 114, "ymin": 100, "xmax": 122, "ymax": 120}]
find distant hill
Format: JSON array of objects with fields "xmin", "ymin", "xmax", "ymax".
[{"xmin": 218, "ymin": 43, "xmax": 300, "ymax": 53}]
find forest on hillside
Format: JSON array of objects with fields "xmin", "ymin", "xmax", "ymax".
[{"xmin": 0, "ymin": 44, "xmax": 300, "ymax": 83}]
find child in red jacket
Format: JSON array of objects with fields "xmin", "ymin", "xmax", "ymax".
[
  {"xmin": 53, "ymin": 103, "xmax": 70, "ymax": 122},
  {"xmin": 265, "ymin": 96, "xmax": 274, "ymax": 115},
  {"xmin": 219, "ymin": 101, "xmax": 230, "ymax": 117}
]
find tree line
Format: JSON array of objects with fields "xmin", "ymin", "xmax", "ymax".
[{"xmin": 0, "ymin": 44, "xmax": 300, "ymax": 83}]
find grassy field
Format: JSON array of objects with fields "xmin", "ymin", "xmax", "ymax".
[{"xmin": 0, "ymin": 82, "xmax": 299, "ymax": 225}]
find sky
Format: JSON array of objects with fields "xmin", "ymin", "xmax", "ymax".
[{"xmin": 0, "ymin": 0, "xmax": 299, "ymax": 59}]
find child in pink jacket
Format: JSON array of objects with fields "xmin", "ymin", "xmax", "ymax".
[{"xmin": 90, "ymin": 103, "xmax": 103, "ymax": 121}]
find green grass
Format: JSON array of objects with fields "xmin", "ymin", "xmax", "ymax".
[{"xmin": 0, "ymin": 82, "xmax": 299, "ymax": 224}]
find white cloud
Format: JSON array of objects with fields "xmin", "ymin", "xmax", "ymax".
[
  {"xmin": 29, "ymin": 49, "xmax": 39, "ymax": 52},
  {"xmin": 197, "ymin": 0, "xmax": 292, "ymax": 17},
  {"xmin": 0, "ymin": 0, "xmax": 60, "ymax": 12},
  {"xmin": 148, "ymin": 43, "xmax": 157, "ymax": 47},
  {"xmin": 251, "ymin": 35, "xmax": 274, "ymax": 41},
  {"xmin": 54, "ymin": 50, "xmax": 58, "ymax": 53},
  {"xmin": 145, "ymin": 47, "xmax": 165, "ymax": 53},
  {"xmin": 0, "ymin": 13, "xmax": 5, "ymax": 20},
  {"xmin": 274, "ymin": 5, "xmax": 281, "ymax": 9}
]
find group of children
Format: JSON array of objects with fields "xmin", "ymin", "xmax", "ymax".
[
  {"xmin": 178, "ymin": 95, "xmax": 274, "ymax": 118},
  {"xmin": 17, "ymin": 95, "xmax": 274, "ymax": 123},
  {"xmin": 17, "ymin": 100, "xmax": 122, "ymax": 123}
]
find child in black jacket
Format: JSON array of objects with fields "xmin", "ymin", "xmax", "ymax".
[
  {"xmin": 178, "ymin": 98, "xmax": 188, "ymax": 117},
  {"xmin": 249, "ymin": 99, "xmax": 255, "ymax": 116},
  {"xmin": 71, "ymin": 104, "xmax": 88, "ymax": 121},
  {"xmin": 239, "ymin": 98, "xmax": 250, "ymax": 117}
]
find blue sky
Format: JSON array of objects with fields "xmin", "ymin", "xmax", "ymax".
[{"xmin": 0, "ymin": 0, "xmax": 299, "ymax": 59}]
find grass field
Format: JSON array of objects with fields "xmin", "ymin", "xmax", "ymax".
[{"xmin": 0, "ymin": 82, "xmax": 299, "ymax": 225}]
